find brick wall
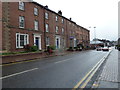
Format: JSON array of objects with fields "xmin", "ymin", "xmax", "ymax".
[
  {"xmin": 2, "ymin": 2, "xmax": 90, "ymax": 52},
  {"xmin": 0, "ymin": 1, "xmax": 2, "ymax": 52}
]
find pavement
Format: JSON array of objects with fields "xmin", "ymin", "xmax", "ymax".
[{"xmin": 92, "ymin": 48, "xmax": 120, "ymax": 89}]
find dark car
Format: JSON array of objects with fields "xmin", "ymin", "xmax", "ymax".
[{"xmin": 96, "ymin": 47, "xmax": 102, "ymax": 51}]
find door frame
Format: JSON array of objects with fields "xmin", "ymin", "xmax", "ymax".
[
  {"xmin": 55, "ymin": 36, "xmax": 60, "ymax": 49},
  {"xmin": 34, "ymin": 34, "xmax": 42, "ymax": 50}
]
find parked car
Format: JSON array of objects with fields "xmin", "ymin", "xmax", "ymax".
[
  {"xmin": 117, "ymin": 46, "xmax": 120, "ymax": 51},
  {"xmin": 102, "ymin": 47, "xmax": 109, "ymax": 51},
  {"xmin": 96, "ymin": 47, "xmax": 102, "ymax": 51}
]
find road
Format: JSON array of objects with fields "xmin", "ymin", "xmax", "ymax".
[{"xmin": 2, "ymin": 50, "xmax": 109, "ymax": 88}]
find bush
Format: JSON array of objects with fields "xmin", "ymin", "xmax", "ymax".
[
  {"xmin": 49, "ymin": 46, "xmax": 56, "ymax": 50},
  {"xmin": 24, "ymin": 44, "xmax": 31, "ymax": 52},
  {"xmin": 67, "ymin": 47, "xmax": 74, "ymax": 51},
  {"xmin": 24, "ymin": 45, "xmax": 38, "ymax": 52},
  {"xmin": 30, "ymin": 46, "xmax": 38, "ymax": 52}
]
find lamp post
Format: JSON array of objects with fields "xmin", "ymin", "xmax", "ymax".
[
  {"xmin": 94, "ymin": 27, "xmax": 96, "ymax": 40},
  {"xmin": 89, "ymin": 26, "xmax": 96, "ymax": 40},
  {"xmin": 89, "ymin": 26, "xmax": 97, "ymax": 48}
]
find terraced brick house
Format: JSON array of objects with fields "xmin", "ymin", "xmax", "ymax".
[{"xmin": 1, "ymin": 1, "xmax": 90, "ymax": 53}]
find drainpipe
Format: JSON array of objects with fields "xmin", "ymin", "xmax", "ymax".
[{"xmin": 43, "ymin": 7, "xmax": 46, "ymax": 51}]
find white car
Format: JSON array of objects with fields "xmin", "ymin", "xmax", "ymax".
[{"xmin": 102, "ymin": 47, "xmax": 109, "ymax": 51}]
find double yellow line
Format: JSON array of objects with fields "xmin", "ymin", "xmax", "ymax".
[
  {"xmin": 74, "ymin": 52, "xmax": 110, "ymax": 88},
  {"xmin": 0, "ymin": 59, "xmax": 40, "ymax": 67}
]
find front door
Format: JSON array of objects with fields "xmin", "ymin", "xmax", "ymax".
[
  {"xmin": 35, "ymin": 37, "xmax": 39, "ymax": 49},
  {"xmin": 34, "ymin": 34, "xmax": 41, "ymax": 50},
  {"xmin": 56, "ymin": 37, "xmax": 60, "ymax": 49}
]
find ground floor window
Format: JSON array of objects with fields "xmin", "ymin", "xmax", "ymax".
[{"xmin": 16, "ymin": 33, "xmax": 29, "ymax": 48}]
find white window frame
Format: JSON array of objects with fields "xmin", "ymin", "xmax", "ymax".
[
  {"xmin": 62, "ymin": 28, "xmax": 64, "ymax": 34},
  {"xmin": 16, "ymin": 33, "xmax": 29, "ymax": 48},
  {"xmin": 62, "ymin": 18, "xmax": 64, "ymax": 24},
  {"xmin": 56, "ymin": 16, "xmax": 58, "ymax": 22},
  {"xmin": 56, "ymin": 26, "xmax": 59, "ymax": 33},
  {"xmin": 19, "ymin": 16, "xmax": 25, "ymax": 28},
  {"xmin": 46, "ymin": 37, "xmax": 50, "ymax": 46},
  {"xmin": 19, "ymin": 1, "xmax": 25, "ymax": 11},
  {"xmin": 46, "ymin": 23, "xmax": 49, "ymax": 32},
  {"xmin": 45, "ymin": 12, "xmax": 49, "ymax": 19},
  {"xmin": 34, "ymin": 7, "xmax": 38, "ymax": 16},
  {"xmin": 34, "ymin": 20, "xmax": 39, "ymax": 30}
]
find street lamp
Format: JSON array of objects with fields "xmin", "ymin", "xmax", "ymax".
[
  {"xmin": 94, "ymin": 27, "xmax": 96, "ymax": 40},
  {"xmin": 89, "ymin": 26, "xmax": 97, "ymax": 48},
  {"xmin": 89, "ymin": 26, "xmax": 96, "ymax": 40}
]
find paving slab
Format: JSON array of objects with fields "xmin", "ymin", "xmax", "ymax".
[{"xmin": 92, "ymin": 49, "xmax": 119, "ymax": 89}]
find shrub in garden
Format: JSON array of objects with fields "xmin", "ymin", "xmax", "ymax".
[
  {"xmin": 24, "ymin": 45, "xmax": 38, "ymax": 52},
  {"xmin": 30, "ymin": 46, "xmax": 38, "ymax": 52}
]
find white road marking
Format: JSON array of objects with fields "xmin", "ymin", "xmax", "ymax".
[
  {"xmin": 54, "ymin": 58, "xmax": 72, "ymax": 64},
  {"xmin": 0, "ymin": 68, "xmax": 38, "ymax": 80}
]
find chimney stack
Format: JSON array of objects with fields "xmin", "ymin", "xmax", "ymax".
[
  {"xmin": 58, "ymin": 10, "xmax": 62, "ymax": 15},
  {"xmin": 45, "ymin": 5, "xmax": 48, "ymax": 8}
]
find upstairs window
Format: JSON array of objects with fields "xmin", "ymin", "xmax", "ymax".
[
  {"xmin": 34, "ymin": 8, "xmax": 38, "ymax": 16},
  {"xmin": 34, "ymin": 20, "xmax": 39, "ymax": 30},
  {"xmin": 45, "ymin": 12, "xmax": 49, "ymax": 19},
  {"xmin": 55, "ymin": 26, "xmax": 59, "ymax": 33},
  {"xmin": 19, "ymin": 1, "xmax": 25, "ymax": 11},
  {"xmin": 46, "ymin": 24, "xmax": 49, "ymax": 32},
  {"xmin": 62, "ymin": 19, "xmax": 64, "ymax": 24},
  {"xmin": 19, "ymin": 16, "xmax": 25, "ymax": 28},
  {"xmin": 62, "ymin": 28, "xmax": 64, "ymax": 34},
  {"xmin": 56, "ymin": 16, "xmax": 58, "ymax": 22}
]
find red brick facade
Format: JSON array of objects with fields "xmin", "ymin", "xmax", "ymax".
[
  {"xmin": 0, "ymin": 1, "xmax": 2, "ymax": 52},
  {"xmin": 1, "ymin": 2, "xmax": 90, "ymax": 52}
]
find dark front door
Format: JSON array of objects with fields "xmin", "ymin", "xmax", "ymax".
[{"xmin": 35, "ymin": 37, "xmax": 39, "ymax": 49}]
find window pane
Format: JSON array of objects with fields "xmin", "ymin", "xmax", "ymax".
[
  {"xmin": 62, "ymin": 28, "xmax": 64, "ymax": 34},
  {"xmin": 19, "ymin": 16, "xmax": 24, "ymax": 28},
  {"xmin": 34, "ymin": 8, "xmax": 38, "ymax": 15},
  {"xmin": 20, "ymin": 35, "xmax": 24, "ymax": 46},
  {"xmin": 45, "ymin": 13, "xmax": 48, "ymax": 19},
  {"xmin": 34, "ymin": 21, "xmax": 38, "ymax": 30},
  {"xmin": 56, "ymin": 26, "xmax": 58, "ymax": 33},
  {"xmin": 19, "ymin": 1, "xmax": 24, "ymax": 10},
  {"xmin": 62, "ymin": 19, "xmax": 64, "ymax": 23},
  {"xmin": 46, "ymin": 37, "xmax": 49, "ymax": 46},
  {"xmin": 46, "ymin": 24, "xmax": 49, "ymax": 32},
  {"xmin": 56, "ymin": 16, "xmax": 58, "ymax": 21},
  {"xmin": 16, "ymin": 34, "xmax": 19, "ymax": 48}
]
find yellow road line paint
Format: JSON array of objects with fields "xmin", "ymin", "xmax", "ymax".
[
  {"xmin": 1, "ymin": 59, "xmax": 40, "ymax": 66},
  {"xmin": 74, "ymin": 51, "xmax": 112, "ymax": 88},
  {"xmin": 80, "ymin": 58, "xmax": 104, "ymax": 88},
  {"xmin": 92, "ymin": 83, "xmax": 99, "ymax": 87},
  {"xmin": 74, "ymin": 55, "xmax": 105, "ymax": 88}
]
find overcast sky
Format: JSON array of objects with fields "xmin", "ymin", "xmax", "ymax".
[{"xmin": 34, "ymin": 0, "xmax": 119, "ymax": 41}]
